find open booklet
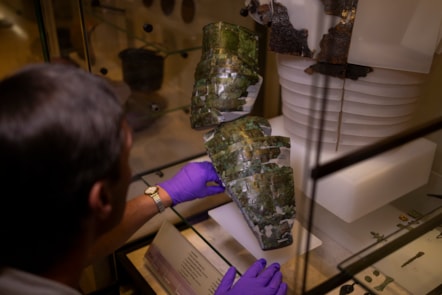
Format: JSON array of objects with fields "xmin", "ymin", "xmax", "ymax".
[{"xmin": 144, "ymin": 221, "xmax": 226, "ymax": 295}]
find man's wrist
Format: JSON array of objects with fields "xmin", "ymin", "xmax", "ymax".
[
  {"xmin": 157, "ymin": 185, "xmax": 173, "ymax": 208},
  {"xmin": 144, "ymin": 186, "xmax": 165, "ymax": 213}
]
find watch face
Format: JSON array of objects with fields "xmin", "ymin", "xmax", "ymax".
[{"xmin": 145, "ymin": 186, "xmax": 158, "ymax": 195}]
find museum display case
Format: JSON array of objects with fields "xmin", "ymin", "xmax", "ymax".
[
  {"xmin": 118, "ymin": 115, "xmax": 441, "ymax": 295},
  {"xmin": 2, "ymin": 0, "xmax": 441, "ymax": 294}
]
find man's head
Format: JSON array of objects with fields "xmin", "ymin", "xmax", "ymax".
[{"xmin": 0, "ymin": 63, "xmax": 132, "ymax": 274}]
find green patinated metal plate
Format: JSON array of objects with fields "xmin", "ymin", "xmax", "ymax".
[
  {"xmin": 204, "ymin": 116, "xmax": 296, "ymax": 250},
  {"xmin": 190, "ymin": 22, "xmax": 262, "ymax": 129},
  {"xmin": 204, "ymin": 116, "xmax": 272, "ymax": 145},
  {"xmin": 210, "ymin": 135, "xmax": 291, "ymax": 179},
  {"xmin": 201, "ymin": 21, "xmax": 259, "ymax": 69},
  {"xmin": 225, "ymin": 167, "xmax": 296, "ymax": 250}
]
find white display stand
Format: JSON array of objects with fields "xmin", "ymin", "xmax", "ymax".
[
  {"xmin": 209, "ymin": 202, "xmax": 322, "ymax": 265},
  {"xmin": 269, "ymin": 116, "xmax": 437, "ymax": 223}
]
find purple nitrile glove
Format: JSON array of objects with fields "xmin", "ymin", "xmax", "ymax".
[
  {"xmin": 215, "ymin": 259, "xmax": 288, "ymax": 295},
  {"xmin": 158, "ymin": 161, "xmax": 225, "ymax": 206}
]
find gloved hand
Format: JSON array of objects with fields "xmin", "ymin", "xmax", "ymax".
[
  {"xmin": 215, "ymin": 259, "xmax": 288, "ymax": 295},
  {"xmin": 158, "ymin": 161, "xmax": 225, "ymax": 205}
]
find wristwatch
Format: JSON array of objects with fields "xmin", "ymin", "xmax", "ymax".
[{"xmin": 144, "ymin": 186, "xmax": 165, "ymax": 213}]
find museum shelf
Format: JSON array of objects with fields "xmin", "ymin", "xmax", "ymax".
[{"xmin": 337, "ymin": 206, "xmax": 442, "ymax": 295}]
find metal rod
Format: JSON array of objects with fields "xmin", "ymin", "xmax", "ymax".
[{"xmin": 33, "ymin": 0, "xmax": 50, "ymax": 62}]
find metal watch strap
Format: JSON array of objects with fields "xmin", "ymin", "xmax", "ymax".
[{"xmin": 145, "ymin": 186, "xmax": 165, "ymax": 213}]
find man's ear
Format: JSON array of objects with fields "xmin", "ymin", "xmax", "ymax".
[{"xmin": 89, "ymin": 181, "xmax": 112, "ymax": 220}]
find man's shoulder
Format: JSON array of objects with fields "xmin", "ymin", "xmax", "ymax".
[{"xmin": 0, "ymin": 267, "xmax": 82, "ymax": 295}]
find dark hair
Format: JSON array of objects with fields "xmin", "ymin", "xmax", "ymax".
[{"xmin": 0, "ymin": 63, "xmax": 125, "ymax": 273}]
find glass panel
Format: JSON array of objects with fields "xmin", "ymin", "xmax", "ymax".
[
  {"xmin": 0, "ymin": 0, "xmax": 46, "ymax": 78},
  {"xmin": 41, "ymin": 0, "xmax": 260, "ymax": 173},
  {"xmin": 62, "ymin": 0, "xmax": 257, "ymax": 115}
]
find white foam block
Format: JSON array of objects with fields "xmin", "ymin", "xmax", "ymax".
[{"xmin": 269, "ymin": 116, "xmax": 437, "ymax": 223}]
